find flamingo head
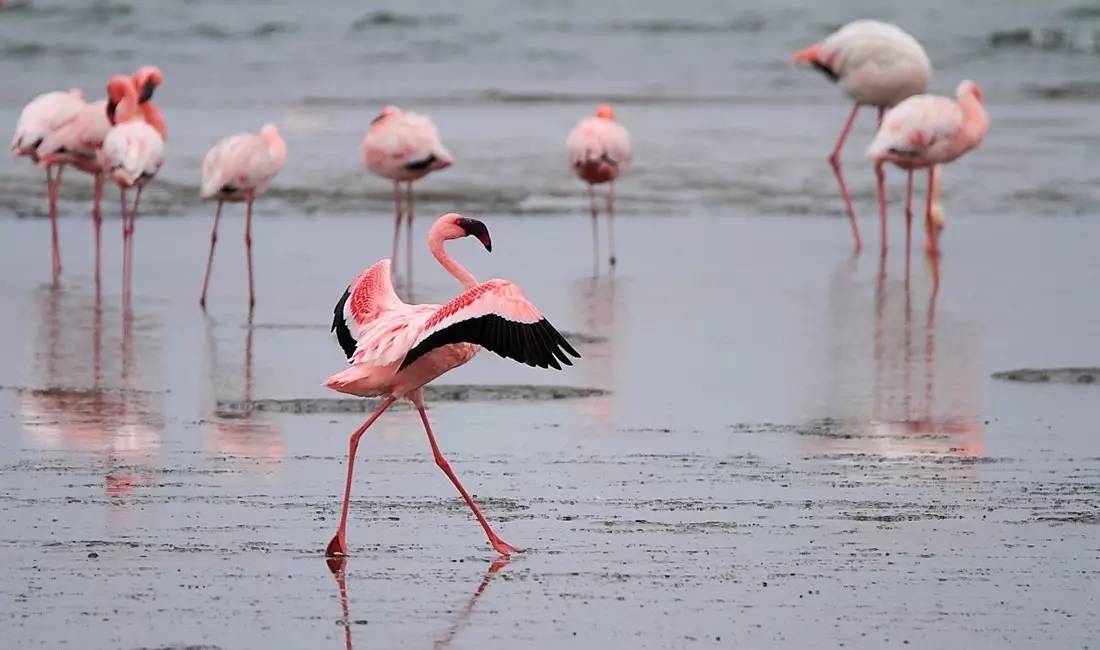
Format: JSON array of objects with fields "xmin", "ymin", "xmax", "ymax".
[
  {"xmin": 133, "ymin": 65, "xmax": 164, "ymax": 103},
  {"xmin": 371, "ymin": 105, "xmax": 401, "ymax": 125},
  {"xmin": 106, "ymin": 75, "xmax": 133, "ymax": 123},
  {"xmin": 957, "ymin": 80, "xmax": 984, "ymax": 105},
  {"xmin": 434, "ymin": 213, "xmax": 492, "ymax": 251},
  {"xmin": 595, "ymin": 103, "xmax": 615, "ymax": 120},
  {"xmin": 259, "ymin": 123, "xmax": 287, "ymax": 162}
]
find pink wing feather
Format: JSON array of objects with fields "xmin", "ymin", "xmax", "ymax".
[{"xmin": 867, "ymin": 95, "xmax": 963, "ymax": 161}]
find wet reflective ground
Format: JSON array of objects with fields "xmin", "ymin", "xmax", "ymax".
[{"xmin": 0, "ymin": 211, "xmax": 1097, "ymax": 648}]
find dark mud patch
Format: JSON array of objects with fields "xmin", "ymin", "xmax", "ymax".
[
  {"xmin": 1022, "ymin": 81, "xmax": 1100, "ymax": 100},
  {"xmin": 349, "ymin": 11, "xmax": 457, "ymax": 31},
  {"xmin": 988, "ymin": 28, "xmax": 1099, "ymax": 54},
  {"xmin": 217, "ymin": 384, "xmax": 609, "ymax": 415},
  {"xmin": 992, "ymin": 367, "xmax": 1100, "ymax": 384},
  {"xmin": 0, "ymin": 384, "xmax": 164, "ymax": 396}
]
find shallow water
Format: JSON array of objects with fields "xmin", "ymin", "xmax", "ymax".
[{"xmin": 2, "ymin": 1, "xmax": 1100, "ymax": 649}]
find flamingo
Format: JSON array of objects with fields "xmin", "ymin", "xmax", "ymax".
[
  {"xmin": 866, "ymin": 80, "xmax": 989, "ymax": 256},
  {"xmin": 793, "ymin": 20, "xmax": 931, "ymax": 252},
  {"xmin": 566, "ymin": 104, "xmax": 631, "ymax": 267},
  {"xmin": 324, "ymin": 212, "xmax": 580, "ymax": 557},
  {"xmin": 198, "ymin": 124, "xmax": 287, "ymax": 309},
  {"xmin": 98, "ymin": 75, "xmax": 166, "ymax": 298},
  {"xmin": 361, "ymin": 106, "xmax": 453, "ymax": 281},
  {"xmin": 10, "ymin": 88, "xmax": 85, "ymax": 279}
]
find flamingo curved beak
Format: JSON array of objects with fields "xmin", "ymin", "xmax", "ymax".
[
  {"xmin": 139, "ymin": 79, "xmax": 156, "ymax": 103},
  {"xmin": 457, "ymin": 217, "xmax": 492, "ymax": 252}
]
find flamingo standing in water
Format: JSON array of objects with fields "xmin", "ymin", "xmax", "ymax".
[
  {"xmin": 198, "ymin": 124, "xmax": 287, "ymax": 309},
  {"xmin": 793, "ymin": 20, "xmax": 931, "ymax": 252},
  {"xmin": 10, "ymin": 88, "xmax": 85, "ymax": 279},
  {"xmin": 324, "ymin": 212, "xmax": 579, "ymax": 557},
  {"xmin": 98, "ymin": 75, "xmax": 166, "ymax": 298},
  {"xmin": 362, "ymin": 106, "xmax": 453, "ymax": 282},
  {"xmin": 567, "ymin": 104, "xmax": 631, "ymax": 267},
  {"xmin": 26, "ymin": 66, "xmax": 165, "ymax": 288},
  {"xmin": 867, "ymin": 80, "xmax": 989, "ymax": 256}
]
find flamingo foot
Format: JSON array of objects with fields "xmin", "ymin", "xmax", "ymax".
[
  {"xmin": 609, "ymin": 255, "xmax": 617, "ymax": 267},
  {"xmin": 325, "ymin": 533, "xmax": 348, "ymax": 558},
  {"xmin": 489, "ymin": 535, "xmax": 523, "ymax": 556}
]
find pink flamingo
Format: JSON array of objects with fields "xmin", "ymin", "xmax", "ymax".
[
  {"xmin": 98, "ymin": 75, "xmax": 166, "ymax": 298},
  {"xmin": 867, "ymin": 80, "xmax": 989, "ymax": 256},
  {"xmin": 361, "ymin": 106, "xmax": 453, "ymax": 280},
  {"xmin": 793, "ymin": 20, "xmax": 931, "ymax": 252},
  {"xmin": 324, "ymin": 213, "xmax": 580, "ymax": 557},
  {"xmin": 566, "ymin": 104, "xmax": 631, "ymax": 267},
  {"xmin": 11, "ymin": 88, "xmax": 85, "ymax": 279},
  {"xmin": 198, "ymin": 124, "xmax": 287, "ymax": 309},
  {"xmin": 30, "ymin": 67, "xmax": 165, "ymax": 288}
]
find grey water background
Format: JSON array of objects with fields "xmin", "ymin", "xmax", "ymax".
[{"xmin": 1, "ymin": 1, "xmax": 1100, "ymax": 649}]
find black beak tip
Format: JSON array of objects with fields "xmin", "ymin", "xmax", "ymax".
[{"xmin": 482, "ymin": 240, "xmax": 492, "ymax": 252}]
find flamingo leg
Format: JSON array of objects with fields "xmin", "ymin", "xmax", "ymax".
[
  {"xmin": 245, "ymin": 191, "xmax": 255, "ymax": 310},
  {"xmin": 120, "ymin": 187, "xmax": 129, "ymax": 298},
  {"xmin": 405, "ymin": 181, "xmax": 414, "ymax": 285},
  {"xmin": 904, "ymin": 170, "xmax": 914, "ymax": 286},
  {"xmin": 414, "ymin": 397, "xmax": 520, "ymax": 556},
  {"xmin": 588, "ymin": 184, "xmax": 599, "ymax": 265},
  {"xmin": 325, "ymin": 396, "xmax": 397, "ymax": 558},
  {"xmin": 92, "ymin": 173, "xmax": 103, "ymax": 293},
  {"xmin": 46, "ymin": 165, "xmax": 63, "ymax": 280},
  {"xmin": 606, "ymin": 181, "xmax": 617, "ymax": 267},
  {"xmin": 199, "ymin": 200, "xmax": 223, "ymax": 308},
  {"xmin": 830, "ymin": 104, "xmax": 862, "ymax": 252},
  {"xmin": 874, "ymin": 161, "xmax": 887, "ymax": 253},
  {"xmin": 925, "ymin": 168, "xmax": 939, "ymax": 255},
  {"xmin": 126, "ymin": 186, "xmax": 143, "ymax": 297},
  {"xmin": 391, "ymin": 180, "xmax": 403, "ymax": 271}
]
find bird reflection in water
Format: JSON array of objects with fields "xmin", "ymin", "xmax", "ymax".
[
  {"xmin": 816, "ymin": 251, "xmax": 983, "ymax": 457},
  {"xmin": 20, "ymin": 285, "xmax": 162, "ymax": 497},
  {"xmin": 200, "ymin": 316, "xmax": 284, "ymax": 463},
  {"xmin": 324, "ymin": 555, "xmax": 510, "ymax": 650},
  {"xmin": 572, "ymin": 274, "xmax": 616, "ymax": 429}
]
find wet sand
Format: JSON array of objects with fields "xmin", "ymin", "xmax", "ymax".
[{"xmin": 1, "ymin": 211, "xmax": 1098, "ymax": 648}]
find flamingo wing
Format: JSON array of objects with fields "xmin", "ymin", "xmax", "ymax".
[
  {"xmin": 100, "ymin": 121, "xmax": 164, "ymax": 186},
  {"xmin": 868, "ymin": 96, "xmax": 962, "ymax": 159},
  {"xmin": 36, "ymin": 100, "xmax": 111, "ymax": 162},
  {"xmin": 566, "ymin": 117, "xmax": 631, "ymax": 171},
  {"xmin": 331, "ymin": 260, "xmax": 433, "ymax": 366},
  {"xmin": 201, "ymin": 133, "xmax": 283, "ymax": 199},
  {"xmin": 399, "ymin": 279, "xmax": 580, "ymax": 371}
]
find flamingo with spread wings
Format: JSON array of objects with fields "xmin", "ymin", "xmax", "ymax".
[{"xmin": 324, "ymin": 212, "xmax": 580, "ymax": 558}]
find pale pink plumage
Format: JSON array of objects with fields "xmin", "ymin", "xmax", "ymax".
[
  {"xmin": 566, "ymin": 104, "xmax": 631, "ymax": 267},
  {"xmin": 10, "ymin": 89, "xmax": 84, "ymax": 157},
  {"xmin": 793, "ymin": 20, "xmax": 931, "ymax": 252},
  {"xmin": 361, "ymin": 106, "xmax": 453, "ymax": 279},
  {"xmin": 323, "ymin": 213, "xmax": 578, "ymax": 559},
  {"xmin": 867, "ymin": 81, "xmax": 989, "ymax": 255},
  {"xmin": 198, "ymin": 124, "xmax": 288, "ymax": 309},
  {"xmin": 36, "ymin": 100, "xmax": 112, "ymax": 174}
]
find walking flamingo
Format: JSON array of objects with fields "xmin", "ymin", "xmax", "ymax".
[
  {"xmin": 867, "ymin": 81, "xmax": 989, "ymax": 256},
  {"xmin": 793, "ymin": 20, "xmax": 931, "ymax": 252},
  {"xmin": 198, "ymin": 124, "xmax": 287, "ymax": 309},
  {"xmin": 98, "ymin": 75, "xmax": 166, "ymax": 298},
  {"xmin": 566, "ymin": 104, "xmax": 631, "ymax": 267},
  {"xmin": 10, "ymin": 88, "xmax": 85, "ymax": 279},
  {"xmin": 361, "ymin": 106, "xmax": 453, "ymax": 281},
  {"xmin": 324, "ymin": 212, "xmax": 580, "ymax": 557}
]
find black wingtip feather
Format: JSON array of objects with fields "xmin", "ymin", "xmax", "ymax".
[
  {"xmin": 398, "ymin": 314, "xmax": 582, "ymax": 371},
  {"xmin": 332, "ymin": 287, "xmax": 356, "ymax": 361}
]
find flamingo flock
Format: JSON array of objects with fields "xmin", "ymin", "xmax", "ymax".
[{"xmin": 8, "ymin": 17, "xmax": 991, "ymax": 559}]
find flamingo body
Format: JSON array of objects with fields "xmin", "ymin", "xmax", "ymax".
[
  {"xmin": 361, "ymin": 106, "xmax": 452, "ymax": 181},
  {"xmin": 566, "ymin": 108, "xmax": 631, "ymax": 185},
  {"xmin": 99, "ymin": 121, "xmax": 164, "ymax": 188},
  {"xmin": 324, "ymin": 213, "xmax": 579, "ymax": 558},
  {"xmin": 36, "ymin": 100, "xmax": 112, "ymax": 174},
  {"xmin": 11, "ymin": 89, "xmax": 84, "ymax": 158},
  {"xmin": 201, "ymin": 124, "xmax": 287, "ymax": 201}
]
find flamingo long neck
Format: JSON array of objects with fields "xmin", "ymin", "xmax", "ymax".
[
  {"xmin": 140, "ymin": 102, "xmax": 167, "ymax": 139},
  {"xmin": 429, "ymin": 237, "xmax": 478, "ymax": 291},
  {"xmin": 958, "ymin": 93, "xmax": 989, "ymax": 146},
  {"xmin": 113, "ymin": 89, "xmax": 141, "ymax": 124}
]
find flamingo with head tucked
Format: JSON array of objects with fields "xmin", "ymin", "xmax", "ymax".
[
  {"xmin": 362, "ymin": 106, "xmax": 453, "ymax": 282},
  {"xmin": 99, "ymin": 75, "xmax": 166, "ymax": 298},
  {"xmin": 867, "ymin": 80, "xmax": 989, "ymax": 256},
  {"xmin": 198, "ymin": 123, "xmax": 287, "ymax": 310},
  {"xmin": 11, "ymin": 88, "xmax": 85, "ymax": 279},
  {"xmin": 324, "ymin": 212, "xmax": 579, "ymax": 558},
  {"xmin": 567, "ymin": 103, "xmax": 631, "ymax": 268},
  {"xmin": 793, "ymin": 20, "xmax": 931, "ymax": 252}
]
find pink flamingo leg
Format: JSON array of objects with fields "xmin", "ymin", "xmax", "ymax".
[
  {"xmin": 830, "ymin": 104, "xmax": 862, "ymax": 252},
  {"xmin": 120, "ymin": 188, "xmax": 130, "ymax": 297},
  {"xmin": 326, "ymin": 396, "xmax": 397, "ymax": 557},
  {"xmin": 606, "ymin": 181, "xmax": 617, "ymax": 267},
  {"xmin": 904, "ymin": 170, "xmax": 914, "ymax": 285},
  {"xmin": 405, "ymin": 181, "xmax": 414, "ymax": 284},
  {"xmin": 588, "ymin": 184, "xmax": 599, "ymax": 264},
  {"xmin": 245, "ymin": 191, "xmax": 255, "ymax": 309},
  {"xmin": 46, "ymin": 165, "xmax": 63, "ymax": 280},
  {"xmin": 390, "ymin": 180, "xmax": 403, "ymax": 270},
  {"xmin": 874, "ymin": 161, "xmax": 887, "ymax": 252},
  {"xmin": 925, "ymin": 168, "xmax": 939, "ymax": 255},
  {"xmin": 199, "ymin": 200, "xmax": 223, "ymax": 308},
  {"xmin": 124, "ymin": 186, "xmax": 143, "ymax": 299},
  {"xmin": 92, "ymin": 173, "xmax": 103, "ymax": 292},
  {"xmin": 414, "ymin": 397, "xmax": 521, "ymax": 556}
]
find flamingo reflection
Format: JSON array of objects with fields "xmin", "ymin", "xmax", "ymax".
[
  {"xmin": 324, "ymin": 556, "xmax": 510, "ymax": 650},
  {"xmin": 572, "ymin": 275, "xmax": 616, "ymax": 429}
]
